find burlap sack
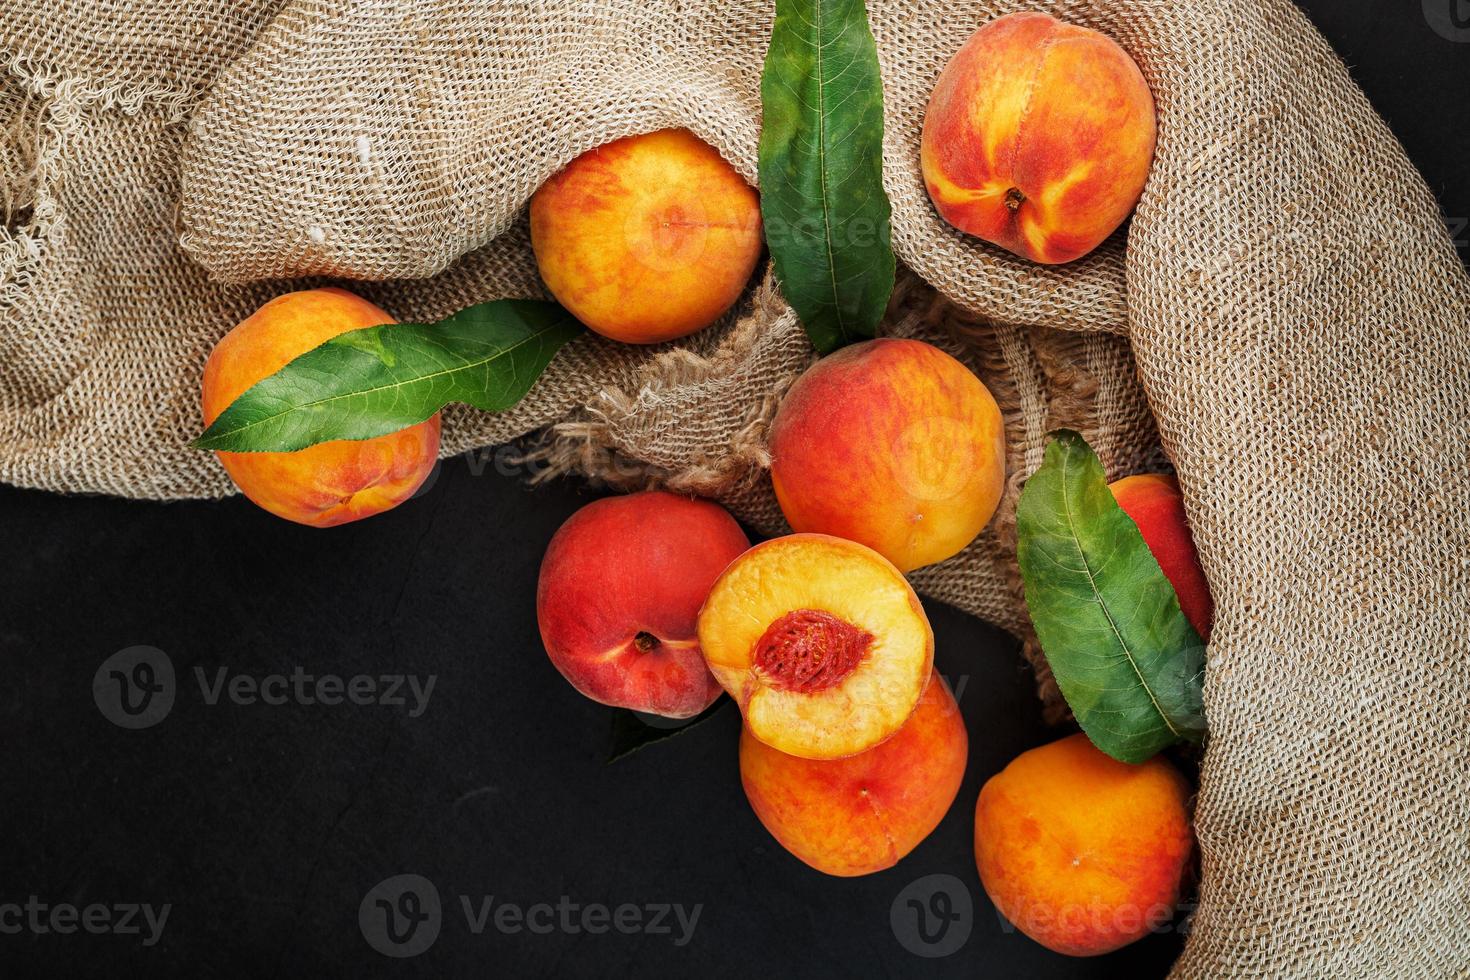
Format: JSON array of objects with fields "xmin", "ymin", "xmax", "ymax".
[{"xmin": 3, "ymin": 0, "xmax": 1467, "ymax": 974}]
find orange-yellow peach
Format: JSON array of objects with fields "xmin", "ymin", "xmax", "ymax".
[
  {"xmin": 921, "ymin": 12, "xmax": 1157, "ymax": 264},
  {"xmin": 1110, "ymin": 474, "xmax": 1213, "ymax": 641},
  {"xmin": 201, "ymin": 287, "xmax": 440, "ymax": 527},
  {"xmin": 537, "ymin": 491, "xmax": 750, "ymax": 719},
  {"xmin": 530, "ymin": 129, "xmax": 763, "ymax": 344},
  {"xmin": 974, "ymin": 734, "xmax": 1194, "ymax": 957},
  {"xmin": 768, "ymin": 338, "xmax": 1006, "ymax": 573},
  {"xmin": 740, "ymin": 669, "xmax": 967, "ymax": 877},
  {"xmin": 698, "ymin": 533, "xmax": 933, "ymax": 760}
]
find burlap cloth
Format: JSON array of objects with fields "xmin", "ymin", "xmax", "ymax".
[{"xmin": 3, "ymin": 0, "xmax": 1467, "ymax": 973}]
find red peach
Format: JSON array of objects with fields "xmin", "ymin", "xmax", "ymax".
[
  {"xmin": 1110, "ymin": 474, "xmax": 1213, "ymax": 641},
  {"xmin": 921, "ymin": 12, "xmax": 1156, "ymax": 264},
  {"xmin": 769, "ymin": 338, "xmax": 1006, "ymax": 573},
  {"xmin": 537, "ymin": 491, "xmax": 750, "ymax": 718}
]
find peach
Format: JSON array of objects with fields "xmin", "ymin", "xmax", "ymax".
[
  {"xmin": 200, "ymin": 287, "xmax": 440, "ymax": 527},
  {"xmin": 974, "ymin": 734, "xmax": 1194, "ymax": 957},
  {"xmin": 537, "ymin": 491, "xmax": 750, "ymax": 719},
  {"xmin": 921, "ymin": 12, "xmax": 1156, "ymax": 264},
  {"xmin": 530, "ymin": 129, "xmax": 763, "ymax": 344},
  {"xmin": 1110, "ymin": 474, "xmax": 1213, "ymax": 641},
  {"xmin": 697, "ymin": 533, "xmax": 933, "ymax": 760},
  {"xmin": 740, "ymin": 669, "xmax": 967, "ymax": 876},
  {"xmin": 768, "ymin": 338, "xmax": 1006, "ymax": 573}
]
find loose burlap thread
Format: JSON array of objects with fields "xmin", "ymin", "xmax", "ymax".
[{"xmin": 2, "ymin": 0, "xmax": 1467, "ymax": 975}]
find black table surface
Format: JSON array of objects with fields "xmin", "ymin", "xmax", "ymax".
[{"xmin": 1, "ymin": 3, "xmax": 1465, "ymax": 977}]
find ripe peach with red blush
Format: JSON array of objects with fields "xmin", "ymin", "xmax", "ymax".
[
  {"xmin": 536, "ymin": 491, "xmax": 749, "ymax": 719},
  {"xmin": 1110, "ymin": 474, "xmax": 1213, "ymax": 641},
  {"xmin": 922, "ymin": 12, "xmax": 1157, "ymax": 264},
  {"xmin": 769, "ymin": 338, "xmax": 1006, "ymax": 574},
  {"xmin": 740, "ymin": 669, "xmax": 967, "ymax": 876}
]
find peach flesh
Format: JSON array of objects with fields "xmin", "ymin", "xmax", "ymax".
[{"xmin": 697, "ymin": 533, "xmax": 934, "ymax": 760}]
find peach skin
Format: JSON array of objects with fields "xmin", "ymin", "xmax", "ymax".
[
  {"xmin": 200, "ymin": 287, "xmax": 440, "ymax": 527},
  {"xmin": 974, "ymin": 734, "xmax": 1194, "ymax": 956},
  {"xmin": 698, "ymin": 533, "xmax": 934, "ymax": 760},
  {"xmin": 537, "ymin": 491, "xmax": 750, "ymax": 719},
  {"xmin": 769, "ymin": 338, "xmax": 1006, "ymax": 573},
  {"xmin": 530, "ymin": 129, "xmax": 763, "ymax": 344},
  {"xmin": 921, "ymin": 12, "xmax": 1156, "ymax": 264},
  {"xmin": 740, "ymin": 669, "xmax": 967, "ymax": 876},
  {"xmin": 1110, "ymin": 474, "xmax": 1214, "ymax": 641}
]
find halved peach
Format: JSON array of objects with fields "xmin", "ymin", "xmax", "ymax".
[{"xmin": 697, "ymin": 533, "xmax": 933, "ymax": 760}]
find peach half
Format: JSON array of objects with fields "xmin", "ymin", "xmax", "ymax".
[
  {"xmin": 921, "ymin": 12, "xmax": 1157, "ymax": 264},
  {"xmin": 769, "ymin": 338, "xmax": 1006, "ymax": 573},
  {"xmin": 974, "ymin": 734, "xmax": 1194, "ymax": 956},
  {"xmin": 200, "ymin": 287, "xmax": 440, "ymax": 527},
  {"xmin": 697, "ymin": 533, "xmax": 934, "ymax": 760},
  {"xmin": 530, "ymin": 128, "xmax": 763, "ymax": 344},
  {"xmin": 741, "ymin": 669, "xmax": 967, "ymax": 876},
  {"xmin": 537, "ymin": 491, "xmax": 750, "ymax": 719}
]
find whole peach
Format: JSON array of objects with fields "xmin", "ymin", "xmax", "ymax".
[
  {"xmin": 769, "ymin": 338, "xmax": 1006, "ymax": 573},
  {"xmin": 537, "ymin": 491, "xmax": 750, "ymax": 718},
  {"xmin": 921, "ymin": 12, "xmax": 1156, "ymax": 264},
  {"xmin": 200, "ymin": 287, "xmax": 440, "ymax": 527},
  {"xmin": 974, "ymin": 734, "xmax": 1194, "ymax": 956},
  {"xmin": 1110, "ymin": 474, "xmax": 1213, "ymax": 641},
  {"xmin": 740, "ymin": 669, "xmax": 967, "ymax": 876},
  {"xmin": 530, "ymin": 129, "xmax": 763, "ymax": 344}
]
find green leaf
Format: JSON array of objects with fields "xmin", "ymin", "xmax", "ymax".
[
  {"xmin": 607, "ymin": 698, "xmax": 731, "ymax": 764},
  {"xmin": 759, "ymin": 0, "xmax": 895, "ymax": 353},
  {"xmin": 194, "ymin": 300, "xmax": 582, "ymax": 452},
  {"xmin": 1016, "ymin": 430, "xmax": 1206, "ymax": 763}
]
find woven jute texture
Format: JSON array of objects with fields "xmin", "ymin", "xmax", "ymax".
[{"xmin": 3, "ymin": 0, "xmax": 1468, "ymax": 974}]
